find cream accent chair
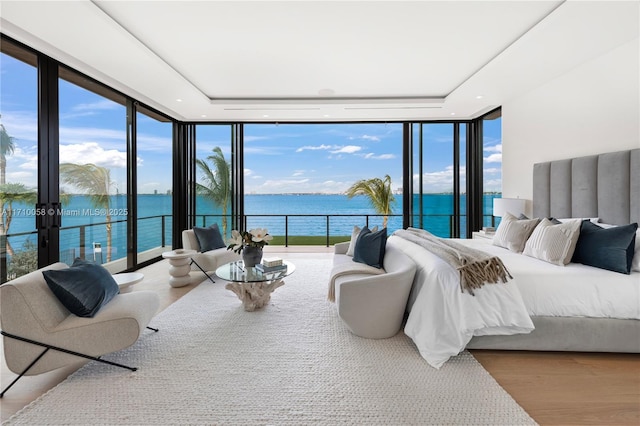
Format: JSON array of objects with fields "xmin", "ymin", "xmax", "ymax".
[
  {"xmin": 331, "ymin": 238, "xmax": 417, "ymax": 339},
  {"xmin": 0, "ymin": 262, "xmax": 159, "ymax": 397},
  {"xmin": 182, "ymin": 229, "xmax": 241, "ymax": 273}
]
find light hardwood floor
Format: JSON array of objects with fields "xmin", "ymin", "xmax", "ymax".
[{"xmin": 1, "ymin": 249, "xmax": 639, "ymax": 424}]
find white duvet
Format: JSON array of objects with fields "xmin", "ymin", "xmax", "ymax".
[{"xmin": 388, "ymin": 235, "xmax": 535, "ymax": 369}]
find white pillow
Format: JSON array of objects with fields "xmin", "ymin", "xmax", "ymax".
[
  {"xmin": 523, "ymin": 218, "xmax": 581, "ymax": 266},
  {"xmin": 346, "ymin": 225, "xmax": 378, "ymax": 257},
  {"xmin": 493, "ymin": 212, "xmax": 540, "ymax": 253},
  {"xmin": 557, "ymin": 217, "xmax": 600, "ymax": 224}
]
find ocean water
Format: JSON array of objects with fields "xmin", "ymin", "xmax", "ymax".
[{"xmin": 4, "ymin": 193, "xmax": 500, "ymax": 263}]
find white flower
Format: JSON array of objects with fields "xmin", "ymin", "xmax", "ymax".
[
  {"xmin": 227, "ymin": 229, "xmax": 243, "ymax": 247},
  {"xmin": 249, "ymin": 228, "xmax": 273, "ymax": 243}
]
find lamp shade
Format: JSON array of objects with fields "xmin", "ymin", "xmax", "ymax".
[{"xmin": 493, "ymin": 198, "xmax": 526, "ymax": 217}]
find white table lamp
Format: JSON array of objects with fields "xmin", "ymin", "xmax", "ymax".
[{"xmin": 493, "ymin": 198, "xmax": 526, "ymax": 218}]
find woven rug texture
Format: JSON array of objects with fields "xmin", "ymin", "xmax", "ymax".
[{"xmin": 5, "ymin": 258, "xmax": 537, "ymax": 425}]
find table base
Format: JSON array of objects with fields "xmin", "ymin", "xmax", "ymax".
[{"xmin": 225, "ymin": 279, "xmax": 285, "ymax": 311}]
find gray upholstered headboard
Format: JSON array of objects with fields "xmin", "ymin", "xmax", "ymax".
[{"xmin": 533, "ymin": 149, "xmax": 639, "ymax": 225}]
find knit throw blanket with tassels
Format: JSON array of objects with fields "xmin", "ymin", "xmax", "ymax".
[{"xmin": 393, "ymin": 228, "xmax": 513, "ymax": 295}]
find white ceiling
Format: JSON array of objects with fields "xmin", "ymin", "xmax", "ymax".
[{"xmin": 1, "ymin": 1, "xmax": 638, "ymax": 122}]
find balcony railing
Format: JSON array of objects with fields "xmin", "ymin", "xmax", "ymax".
[{"xmin": 2, "ymin": 213, "xmax": 495, "ymax": 282}]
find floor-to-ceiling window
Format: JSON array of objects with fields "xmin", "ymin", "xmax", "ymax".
[
  {"xmin": 193, "ymin": 124, "xmax": 234, "ymax": 240},
  {"xmin": 136, "ymin": 105, "xmax": 173, "ymax": 264},
  {"xmin": 410, "ymin": 122, "xmax": 467, "ymax": 238},
  {"xmin": 1, "ymin": 35, "xmax": 178, "ymax": 281},
  {"xmin": 58, "ymin": 67, "xmax": 128, "ymax": 272},
  {"xmin": 242, "ymin": 123, "xmax": 403, "ymax": 245},
  {"xmin": 0, "ymin": 40, "xmax": 38, "ymax": 283},
  {"xmin": 481, "ymin": 108, "xmax": 502, "ymax": 227}
]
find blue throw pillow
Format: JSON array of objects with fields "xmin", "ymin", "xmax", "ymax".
[
  {"xmin": 193, "ymin": 224, "xmax": 225, "ymax": 252},
  {"xmin": 353, "ymin": 227, "xmax": 387, "ymax": 269},
  {"xmin": 572, "ymin": 220, "xmax": 638, "ymax": 274},
  {"xmin": 43, "ymin": 260, "xmax": 120, "ymax": 317}
]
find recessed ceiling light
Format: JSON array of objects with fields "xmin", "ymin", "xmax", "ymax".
[
  {"xmin": 201, "ymin": 114, "xmax": 207, "ymax": 118},
  {"xmin": 450, "ymin": 112, "xmax": 456, "ymax": 116},
  {"xmin": 263, "ymin": 114, "xmax": 269, "ymax": 118},
  {"xmin": 323, "ymin": 114, "xmax": 330, "ymax": 118},
  {"xmin": 318, "ymin": 88, "xmax": 335, "ymax": 96},
  {"xmin": 476, "ymin": 95, "xmax": 483, "ymax": 99},
  {"xmin": 176, "ymin": 98, "xmax": 183, "ymax": 102}
]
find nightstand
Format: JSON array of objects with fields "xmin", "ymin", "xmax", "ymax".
[{"xmin": 472, "ymin": 231, "xmax": 494, "ymax": 241}]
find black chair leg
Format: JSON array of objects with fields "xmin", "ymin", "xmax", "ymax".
[
  {"xmin": 0, "ymin": 348, "xmax": 49, "ymax": 398},
  {"xmin": 0, "ymin": 331, "xmax": 142, "ymax": 398},
  {"xmin": 191, "ymin": 259, "xmax": 215, "ymax": 283}
]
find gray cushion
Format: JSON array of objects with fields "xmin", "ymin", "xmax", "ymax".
[
  {"xmin": 492, "ymin": 212, "xmax": 540, "ymax": 253},
  {"xmin": 193, "ymin": 224, "xmax": 225, "ymax": 252},
  {"xmin": 523, "ymin": 218, "xmax": 581, "ymax": 266},
  {"xmin": 572, "ymin": 220, "xmax": 638, "ymax": 274},
  {"xmin": 42, "ymin": 260, "xmax": 120, "ymax": 318},
  {"xmin": 353, "ymin": 227, "xmax": 387, "ymax": 269}
]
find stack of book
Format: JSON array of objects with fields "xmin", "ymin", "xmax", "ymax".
[{"xmin": 255, "ymin": 257, "xmax": 287, "ymax": 273}]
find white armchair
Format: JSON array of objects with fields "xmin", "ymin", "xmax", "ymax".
[
  {"xmin": 0, "ymin": 262, "xmax": 159, "ymax": 397},
  {"xmin": 182, "ymin": 229, "xmax": 240, "ymax": 273}
]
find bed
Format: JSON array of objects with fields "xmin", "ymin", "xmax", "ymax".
[{"xmin": 393, "ymin": 148, "xmax": 640, "ymax": 368}]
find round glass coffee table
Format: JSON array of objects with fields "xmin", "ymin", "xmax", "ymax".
[{"xmin": 215, "ymin": 260, "xmax": 295, "ymax": 311}]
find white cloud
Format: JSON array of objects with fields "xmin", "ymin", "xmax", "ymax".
[
  {"xmin": 296, "ymin": 144, "xmax": 333, "ymax": 152},
  {"xmin": 483, "ymin": 144, "xmax": 502, "ymax": 153},
  {"xmin": 292, "ymin": 170, "xmax": 305, "ymax": 177},
  {"xmin": 361, "ymin": 153, "xmax": 395, "ymax": 160},
  {"xmin": 244, "ymin": 168, "xmax": 254, "ymax": 176},
  {"xmin": 483, "ymin": 153, "xmax": 502, "ymax": 163},
  {"xmin": 349, "ymin": 134, "xmax": 381, "ymax": 142},
  {"xmin": 59, "ymin": 142, "xmax": 137, "ymax": 168},
  {"xmin": 330, "ymin": 145, "xmax": 362, "ymax": 154},
  {"xmin": 483, "ymin": 167, "xmax": 501, "ymax": 174}
]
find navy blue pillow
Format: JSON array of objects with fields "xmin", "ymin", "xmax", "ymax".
[
  {"xmin": 193, "ymin": 224, "xmax": 225, "ymax": 252},
  {"xmin": 43, "ymin": 260, "xmax": 120, "ymax": 317},
  {"xmin": 353, "ymin": 227, "xmax": 387, "ymax": 269},
  {"xmin": 572, "ymin": 220, "xmax": 638, "ymax": 274}
]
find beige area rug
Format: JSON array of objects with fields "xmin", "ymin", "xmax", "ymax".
[{"xmin": 5, "ymin": 259, "xmax": 536, "ymax": 425}]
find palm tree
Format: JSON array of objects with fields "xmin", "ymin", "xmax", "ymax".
[
  {"xmin": 0, "ymin": 120, "xmax": 17, "ymax": 275},
  {"xmin": 195, "ymin": 147, "xmax": 231, "ymax": 235},
  {"xmin": 345, "ymin": 174, "xmax": 396, "ymax": 228},
  {"xmin": 0, "ymin": 183, "xmax": 37, "ymax": 256},
  {"xmin": 59, "ymin": 163, "xmax": 114, "ymax": 262},
  {"xmin": 0, "ymin": 120, "xmax": 15, "ymax": 186}
]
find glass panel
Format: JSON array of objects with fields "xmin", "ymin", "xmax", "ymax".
[
  {"xmin": 58, "ymin": 68, "xmax": 127, "ymax": 272},
  {"xmin": 0, "ymin": 43, "xmax": 38, "ymax": 283},
  {"xmin": 459, "ymin": 123, "xmax": 467, "ymax": 238},
  {"xmin": 419, "ymin": 123, "xmax": 454, "ymax": 238},
  {"xmin": 243, "ymin": 123, "xmax": 403, "ymax": 245},
  {"xmin": 194, "ymin": 124, "xmax": 233, "ymax": 239},
  {"xmin": 136, "ymin": 106, "xmax": 173, "ymax": 264},
  {"xmin": 482, "ymin": 109, "xmax": 502, "ymax": 228}
]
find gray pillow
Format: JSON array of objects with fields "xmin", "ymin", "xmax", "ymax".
[
  {"xmin": 523, "ymin": 218, "xmax": 581, "ymax": 266},
  {"xmin": 42, "ymin": 260, "xmax": 119, "ymax": 318},
  {"xmin": 193, "ymin": 224, "xmax": 225, "ymax": 252},
  {"xmin": 353, "ymin": 227, "xmax": 387, "ymax": 269},
  {"xmin": 492, "ymin": 212, "xmax": 540, "ymax": 253}
]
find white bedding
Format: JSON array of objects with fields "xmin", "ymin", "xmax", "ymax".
[
  {"xmin": 388, "ymin": 235, "xmax": 535, "ymax": 369},
  {"xmin": 466, "ymin": 238, "xmax": 640, "ymax": 320},
  {"xmin": 390, "ymin": 234, "xmax": 640, "ymax": 369}
]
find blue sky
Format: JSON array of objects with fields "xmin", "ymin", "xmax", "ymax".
[{"xmin": 1, "ymin": 52, "xmax": 502, "ymax": 195}]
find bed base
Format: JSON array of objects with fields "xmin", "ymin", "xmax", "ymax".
[{"xmin": 466, "ymin": 316, "xmax": 640, "ymax": 352}]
